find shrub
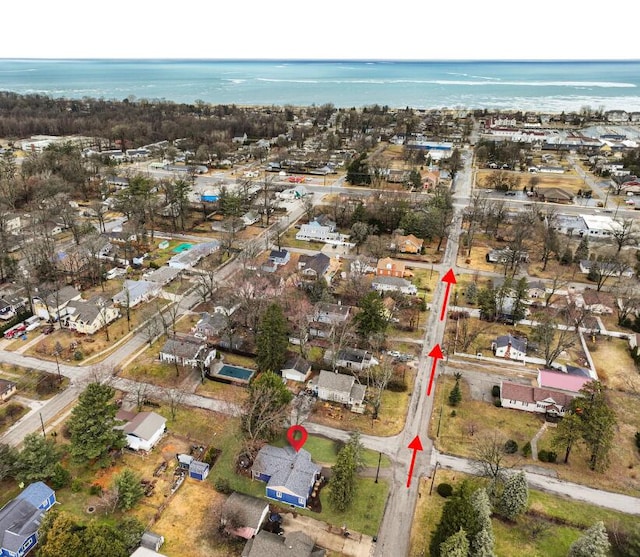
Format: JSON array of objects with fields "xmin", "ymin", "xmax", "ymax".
[
  {"xmin": 504, "ymin": 440, "xmax": 518, "ymax": 454},
  {"xmin": 214, "ymin": 477, "xmax": 233, "ymax": 494},
  {"xmin": 49, "ymin": 463, "xmax": 71, "ymax": 489},
  {"xmin": 436, "ymin": 483, "xmax": 453, "ymax": 498},
  {"xmin": 71, "ymin": 479, "xmax": 84, "ymax": 493},
  {"xmin": 492, "ymin": 385, "xmax": 500, "ymax": 398},
  {"xmin": 538, "ymin": 450, "xmax": 557, "ymax": 463},
  {"xmin": 522, "ymin": 441, "xmax": 532, "ymax": 458},
  {"xmin": 89, "ymin": 484, "xmax": 103, "ymax": 496},
  {"xmin": 36, "ymin": 374, "xmax": 60, "ymax": 396},
  {"xmin": 73, "ymin": 350, "xmax": 84, "ymax": 361},
  {"xmin": 493, "ymin": 399, "xmax": 502, "ymax": 407},
  {"xmin": 450, "ymin": 410, "xmax": 457, "ymax": 417}
]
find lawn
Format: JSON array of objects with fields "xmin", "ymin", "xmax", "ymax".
[
  {"xmin": 196, "ymin": 377, "xmax": 249, "ymax": 404},
  {"xmin": 410, "ymin": 474, "xmax": 638, "ymax": 557},
  {"xmin": 308, "ymin": 370, "xmax": 415, "ymax": 437},
  {"xmin": 588, "ymin": 336, "xmax": 638, "ymax": 391},
  {"xmin": 429, "ymin": 376, "xmax": 545, "ymax": 459},
  {"xmin": 0, "ymin": 401, "xmax": 28, "ymax": 434},
  {"xmin": 0, "ymin": 364, "xmax": 69, "ymax": 399}
]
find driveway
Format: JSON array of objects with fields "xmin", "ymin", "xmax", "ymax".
[{"xmin": 282, "ymin": 512, "xmax": 374, "ymax": 557}]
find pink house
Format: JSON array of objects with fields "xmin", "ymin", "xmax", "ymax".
[{"xmin": 537, "ymin": 369, "xmax": 591, "ymax": 393}]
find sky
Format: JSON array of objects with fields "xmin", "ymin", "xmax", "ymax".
[{"xmin": 2, "ymin": 1, "xmax": 638, "ymax": 61}]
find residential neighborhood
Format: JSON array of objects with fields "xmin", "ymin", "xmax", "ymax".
[{"xmin": 0, "ymin": 97, "xmax": 639, "ymax": 557}]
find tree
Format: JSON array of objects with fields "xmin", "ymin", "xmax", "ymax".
[
  {"xmin": 573, "ymin": 381, "xmax": 616, "ymax": 472},
  {"xmin": 16, "ymin": 433, "xmax": 61, "ymax": 484},
  {"xmin": 440, "ymin": 529, "xmax": 469, "ymax": 557},
  {"xmin": 328, "ymin": 440, "xmax": 358, "ymax": 512},
  {"xmin": 553, "ymin": 411, "xmax": 583, "ymax": 464},
  {"xmin": 568, "ymin": 521, "xmax": 611, "ymax": 557},
  {"xmin": 448, "ymin": 373, "xmax": 462, "ymax": 407},
  {"xmin": 67, "ymin": 383, "xmax": 125, "ymax": 464},
  {"xmin": 496, "ymin": 471, "xmax": 529, "ymax": 521},
  {"xmin": 354, "ymin": 291, "xmax": 388, "ymax": 340},
  {"xmin": 37, "ymin": 511, "xmax": 84, "ymax": 557},
  {"xmin": 346, "ymin": 153, "xmax": 371, "ymax": 185},
  {"xmin": 472, "ymin": 433, "xmax": 510, "ymax": 494},
  {"xmin": 574, "ymin": 235, "xmax": 590, "ymax": 263},
  {"xmin": 429, "ymin": 480, "xmax": 479, "ymax": 557},
  {"xmin": 531, "ymin": 310, "xmax": 581, "ymax": 368},
  {"xmin": 610, "ymin": 218, "xmax": 636, "ymax": 253},
  {"xmin": 0, "ymin": 443, "xmax": 17, "ymax": 481},
  {"xmin": 114, "ymin": 468, "xmax": 145, "ymax": 511},
  {"xmin": 256, "ymin": 302, "xmax": 289, "ymax": 372},
  {"xmin": 241, "ymin": 371, "xmax": 293, "ymax": 443},
  {"xmin": 469, "ymin": 487, "xmax": 495, "ymax": 557},
  {"xmin": 350, "ymin": 221, "xmax": 376, "ymax": 254}
]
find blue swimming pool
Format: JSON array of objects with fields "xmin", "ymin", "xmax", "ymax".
[
  {"xmin": 217, "ymin": 365, "xmax": 255, "ymax": 381},
  {"xmin": 173, "ymin": 243, "xmax": 193, "ymax": 253}
]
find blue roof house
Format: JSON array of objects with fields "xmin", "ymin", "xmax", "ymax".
[
  {"xmin": 0, "ymin": 482, "xmax": 56, "ymax": 557},
  {"xmin": 251, "ymin": 446, "xmax": 320, "ymax": 509}
]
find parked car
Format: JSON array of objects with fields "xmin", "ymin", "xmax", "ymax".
[{"xmin": 42, "ymin": 325, "xmax": 55, "ymax": 335}]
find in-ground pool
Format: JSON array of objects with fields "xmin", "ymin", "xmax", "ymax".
[
  {"xmin": 173, "ymin": 243, "xmax": 193, "ymax": 253},
  {"xmin": 217, "ymin": 365, "xmax": 255, "ymax": 382}
]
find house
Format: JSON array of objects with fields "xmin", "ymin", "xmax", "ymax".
[
  {"xmin": 268, "ymin": 249, "xmax": 291, "ymax": 267},
  {"xmin": 192, "ymin": 311, "xmax": 228, "ymax": 338},
  {"xmin": 281, "ymin": 356, "xmax": 312, "ymax": 382},
  {"xmin": 113, "ymin": 280, "xmax": 161, "ymax": 308},
  {"xmin": 486, "ymin": 248, "xmax": 529, "ymax": 264},
  {"xmin": 221, "ymin": 492, "xmax": 270, "ymax": 539},
  {"xmin": 251, "ymin": 445, "xmax": 321, "ymax": 508},
  {"xmin": 392, "ymin": 234, "xmax": 424, "ymax": 254},
  {"xmin": 0, "ymin": 482, "xmax": 56, "ymax": 557},
  {"xmin": 313, "ymin": 370, "xmax": 367, "ymax": 413},
  {"xmin": 327, "ymin": 347, "xmax": 378, "ymax": 373},
  {"xmin": 376, "ymin": 257, "xmax": 406, "ymax": 278},
  {"xmin": 297, "ymin": 253, "xmax": 331, "ymax": 281},
  {"xmin": 537, "ymin": 187, "xmax": 574, "ymax": 203},
  {"xmin": 371, "ymin": 276, "xmax": 418, "ymax": 296},
  {"xmin": 32, "ymin": 285, "xmax": 82, "ymax": 321},
  {"xmin": 500, "ymin": 381, "xmax": 576, "ymax": 417},
  {"xmin": 422, "ymin": 170, "xmax": 440, "ymax": 189},
  {"xmin": 314, "ymin": 302, "xmax": 351, "ymax": 324},
  {"xmin": 0, "ymin": 300, "xmax": 17, "ymax": 321},
  {"xmin": 350, "ymin": 258, "xmax": 376, "ymax": 275},
  {"xmin": 130, "ymin": 548, "xmax": 167, "ymax": 557},
  {"xmin": 63, "ymin": 299, "xmax": 120, "ymax": 335},
  {"xmin": 117, "ymin": 411, "xmax": 167, "ymax": 452},
  {"xmin": 159, "ymin": 337, "xmax": 215, "ymax": 368},
  {"xmin": 296, "ymin": 220, "xmax": 339, "ymax": 243},
  {"xmin": 142, "ymin": 266, "xmax": 182, "ymax": 286},
  {"xmin": 167, "ymin": 241, "xmax": 220, "ymax": 270},
  {"xmin": 492, "ymin": 334, "xmax": 527, "ymax": 361},
  {"xmin": 241, "ymin": 211, "xmax": 260, "ymax": 227},
  {"xmin": 0, "ymin": 379, "xmax": 17, "ymax": 402},
  {"xmin": 241, "ymin": 530, "xmax": 325, "ymax": 557},
  {"xmin": 578, "ymin": 260, "xmax": 634, "ymax": 278},
  {"xmin": 578, "ymin": 288, "xmax": 614, "ymax": 315},
  {"xmin": 527, "ymin": 280, "xmax": 547, "ymax": 300}
]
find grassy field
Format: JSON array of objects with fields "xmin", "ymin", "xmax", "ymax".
[
  {"xmin": 588, "ymin": 336, "xmax": 638, "ymax": 391},
  {"xmin": 0, "ymin": 401, "xmax": 28, "ymax": 434},
  {"xmin": 0, "ymin": 364, "xmax": 69, "ymax": 399}
]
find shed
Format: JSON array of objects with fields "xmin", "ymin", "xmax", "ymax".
[
  {"xmin": 140, "ymin": 531, "xmax": 165, "ymax": 552},
  {"xmin": 189, "ymin": 460, "xmax": 210, "ymax": 481}
]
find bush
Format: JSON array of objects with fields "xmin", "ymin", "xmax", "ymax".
[
  {"xmin": 538, "ymin": 450, "xmax": 558, "ymax": 463},
  {"xmin": 492, "ymin": 385, "xmax": 501, "ymax": 398},
  {"xmin": 71, "ymin": 479, "xmax": 84, "ymax": 493},
  {"xmin": 522, "ymin": 441, "xmax": 532, "ymax": 458},
  {"xmin": 73, "ymin": 350, "xmax": 84, "ymax": 361},
  {"xmin": 450, "ymin": 410, "xmax": 457, "ymax": 417},
  {"xmin": 436, "ymin": 483, "xmax": 453, "ymax": 498},
  {"xmin": 49, "ymin": 463, "xmax": 71, "ymax": 489},
  {"xmin": 493, "ymin": 399, "xmax": 502, "ymax": 408},
  {"xmin": 504, "ymin": 440, "xmax": 518, "ymax": 454},
  {"xmin": 89, "ymin": 483, "xmax": 103, "ymax": 496},
  {"xmin": 214, "ymin": 477, "xmax": 233, "ymax": 494},
  {"xmin": 36, "ymin": 374, "xmax": 60, "ymax": 396}
]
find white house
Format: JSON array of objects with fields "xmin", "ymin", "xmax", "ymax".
[
  {"xmin": 296, "ymin": 221, "xmax": 339, "ymax": 243},
  {"xmin": 280, "ymin": 356, "xmax": 312, "ymax": 382},
  {"xmin": 492, "ymin": 334, "xmax": 527, "ymax": 361},
  {"xmin": 312, "ymin": 370, "xmax": 366, "ymax": 413},
  {"xmin": 159, "ymin": 337, "xmax": 215, "ymax": 368},
  {"xmin": 113, "ymin": 280, "xmax": 161, "ymax": 308},
  {"xmin": 325, "ymin": 347, "xmax": 378, "ymax": 372},
  {"xmin": 500, "ymin": 381, "xmax": 576, "ymax": 418},
  {"xmin": 119, "ymin": 411, "xmax": 167, "ymax": 452},
  {"xmin": 371, "ymin": 276, "xmax": 417, "ymax": 295},
  {"xmin": 64, "ymin": 300, "xmax": 120, "ymax": 335},
  {"xmin": 32, "ymin": 285, "xmax": 82, "ymax": 321}
]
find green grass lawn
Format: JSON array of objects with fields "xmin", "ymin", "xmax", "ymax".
[{"xmin": 0, "ymin": 366, "xmax": 69, "ymax": 400}]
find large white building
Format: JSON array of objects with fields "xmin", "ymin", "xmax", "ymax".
[{"xmin": 554, "ymin": 214, "xmax": 623, "ymax": 238}]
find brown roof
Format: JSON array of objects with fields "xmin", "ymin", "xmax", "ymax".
[
  {"xmin": 501, "ymin": 381, "xmax": 575, "ymax": 408},
  {"xmin": 581, "ymin": 288, "xmax": 613, "ymax": 308}
]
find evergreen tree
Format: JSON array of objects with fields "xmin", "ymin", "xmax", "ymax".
[
  {"xmin": 68, "ymin": 382, "xmax": 125, "ymax": 464},
  {"xmin": 114, "ymin": 468, "xmax": 145, "ymax": 511},
  {"xmin": 328, "ymin": 442, "xmax": 358, "ymax": 512},
  {"xmin": 429, "ymin": 480, "xmax": 478, "ymax": 557},
  {"xmin": 574, "ymin": 381, "xmax": 616, "ymax": 472},
  {"xmin": 574, "ymin": 235, "xmax": 589, "ymax": 263},
  {"xmin": 241, "ymin": 371, "xmax": 293, "ymax": 443},
  {"xmin": 496, "ymin": 471, "xmax": 529, "ymax": 521},
  {"xmin": 469, "ymin": 488, "xmax": 495, "ymax": 557},
  {"xmin": 84, "ymin": 522, "xmax": 128, "ymax": 557},
  {"xmin": 37, "ymin": 511, "xmax": 84, "ymax": 557},
  {"xmin": 448, "ymin": 374, "xmax": 462, "ymax": 407},
  {"xmin": 440, "ymin": 529, "xmax": 469, "ymax": 557},
  {"xmin": 256, "ymin": 302, "xmax": 289, "ymax": 372},
  {"xmin": 568, "ymin": 521, "xmax": 610, "ymax": 557},
  {"xmin": 16, "ymin": 433, "xmax": 61, "ymax": 484},
  {"xmin": 346, "ymin": 153, "xmax": 371, "ymax": 185},
  {"xmin": 0, "ymin": 443, "xmax": 18, "ymax": 481},
  {"xmin": 354, "ymin": 291, "xmax": 388, "ymax": 339}
]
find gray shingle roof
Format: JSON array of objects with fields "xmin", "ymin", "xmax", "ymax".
[
  {"xmin": 282, "ymin": 356, "xmax": 311, "ymax": 374},
  {"xmin": 252, "ymin": 446, "xmax": 320, "ymax": 500},
  {"xmin": 495, "ymin": 334, "xmax": 527, "ymax": 354},
  {"xmin": 122, "ymin": 412, "xmax": 166, "ymax": 442},
  {"xmin": 242, "ymin": 530, "xmax": 322, "ymax": 557},
  {"xmin": 317, "ymin": 370, "xmax": 355, "ymax": 394},
  {"xmin": 221, "ymin": 492, "xmax": 269, "ymax": 531},
  {"xmin": 160, "ymin": 338, "xmax": 204, "ymax": 360}
]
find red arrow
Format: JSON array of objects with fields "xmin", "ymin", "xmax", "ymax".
[
  {"xmin": 439, "ymin": 269, "xmax": 457, "ymax": 321},
  {"xmin": 426, "ymin": 344, "xmax": 444, "ymax": 396},
  {"xmin": 406, "ymin": 435, "xmax": 424, "ymax": 488}
]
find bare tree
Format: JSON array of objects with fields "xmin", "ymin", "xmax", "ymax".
[
  {"xmin": 366, "ymin": 360, "xmax": 394, "ymax": 419},
  {"xmin": 193, "ymin": 260, "xmax": 219, "ymax": 305},
  {"xmin": 165, "ymin": 387, "xmax": 186, "ymax": 421},
  {"xmin": 473, "ymin": 432, "xmax": 511, "ymax": 495},
  {"xmin": 611, "ymin": 218, "xmax": 636, "ymax": 253}
]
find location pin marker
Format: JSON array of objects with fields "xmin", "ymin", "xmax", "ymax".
[{"xmin": 287, "ymin": 425, "xmax": 308, "ymax": 452}]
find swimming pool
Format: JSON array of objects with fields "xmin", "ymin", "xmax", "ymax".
[
  {"xmin": 217, "ymin": 365, "xmax": 255, "ymax": 381},
  {"xmin": 173, "ymin": 243, "xmax": 193, "ymax": 253}
]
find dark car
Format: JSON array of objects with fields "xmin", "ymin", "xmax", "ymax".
[{"xmin": 42, "ymin": 325, "xmax": 54, "ymax": 335}]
